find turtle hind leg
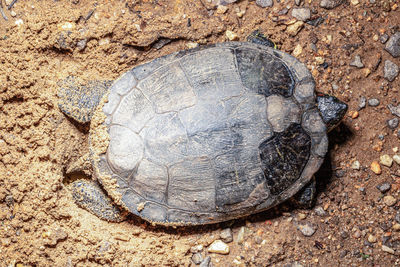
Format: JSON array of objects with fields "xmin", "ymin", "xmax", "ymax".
[
  {"xmin": 57, "ymin": 76, "xmax": 113, "ymax": 123},
  {"xmin": 71, "ymin": 179, "xmax": 126, "ymax": 222},
  {"xmin": 289, "ymin": 176, "xmax": 317, "ymax": 209},
  {"xmin": 247, "ymin": 30, "xmax": 277, "ymax": 49}
]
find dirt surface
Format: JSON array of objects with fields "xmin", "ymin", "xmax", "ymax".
[{"xmin": 1, "ymin": 0, "xmax": 400, "ymax": 266}]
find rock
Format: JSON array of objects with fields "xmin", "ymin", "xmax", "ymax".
[
  {"xmin": 192, "ymin": 253, "xmax": 203, "ymax": 265},
  {"xmin": 376, "ymin": 182, "xmax": 391, "ymax": 193},
  {"xmin": 393, "ymin": 223, "xmax": 400, "ymax": 231},
  {"xmin": 393, "ymin": 155, "xmax": 400, "ymax": 165},
  {"xmin": 382, "ymin": 245, "xmax": 395, "ymax": 254},
  {"xmin": 286, "ymin": 21, "xmax": 304, "ymax": 36},
  {"xmin": 387, "ymin": 118, "xmax": 399, "ymax": 129},
  {"xmin": 295, "ymin": 0, "xmax": 302, "ymax": 5},
  {"xmin": 226, "ymin": 30, "xmax": 239, "ymax": 41},
  {"xmin": 236, "ymin": 226, "xmax": 246, "ymax": 244},
  {"xmin": 384, "ymin": 60, "xmax": 399, "ymax": 82},
  {"xmin": 383, "ymin": 195, "xmax": 396, "ymax": 206},
  {"xmin": 291, "ymin": 8, "xmax": 311, "ymax": 22},
  {"xmin": 385, "ymin": 32, "xmax": 400, "ymax": 58},
  {"xmin": 208, "ymin": 240, "xmax": 230, "ymax": 254},
  {"xmin": 370, "ymin": 161, "xmax": 381, "ymax": 174},
  {"xmin": 216, "ymin": 5, "xmax": 228, "ymax": 14},
  {"xmin": 298, "ymin": 213, "xmax": 307, "ymax": 220},
  {"xmin": 152, "ymin": 38, "xmax": 172, "ymax": 50},
  {"xmin": 220, "ymin": 228, "xmax": 233, "ymax": 243},
  {"xmin": 351, "ymin": 160, "xmax": 360, "ymax": 170},
  {"xmin": 190, "ymin": 244, "xmax": 204, "ymax": 253},
  {"xmin": 380, "ymin": 154, "xmax": 393, "ymax": 167},
  {"xmin": 388, "ymin": 104, "xmax": 400, "ymax": 117},
  {"xmin": 368, "ymin": 98, "xmax": 380, "ymax": 107},
  {"xmin": 320, "ymin": 0, "xmax": 342, "ymax": 9},
  {"xmin": 367, "ymin": 234, "xmax": 377, "ymax": 243},
  {"xmin": 380, "ymin": 33, "xmax": 389, "ymax": 44},
  {"xmin": 256, "ymin": 0, "xmax": 274, "ymax": 7},
  {"xmin": 199, "ymin": 256, "xmax": 211, "ymax": 267},
  {"xmin": 314, "ymin": 206, "xmax": 326, "ymax": 216},
  {"xmin": 186, "ymin": 42, "xmax": 199, "ymax": 49},
  {"xmin": 358, "ymin": 96, "xmax": 367, "ymax": 110},
  {"xmin": 292, "ymin": 44, "xmax": 302, "ymax": 57},
  {"xmin": 350, "ymin": 55, "xmax": 364, "ymax": 68},
  {"xmin": 297, "ymin": 222, "xmax": 316, "ymax": 237},
  {"xmin": 76, "ymin": 39, "xmax": 87, "ymax": 51}
]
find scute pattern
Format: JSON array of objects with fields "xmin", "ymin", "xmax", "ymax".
[{"xmin": 90, "ymin": 42, "xmax": 326, "ymax": 225}]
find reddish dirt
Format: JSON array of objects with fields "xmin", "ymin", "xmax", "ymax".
[{"xmin": 0, "ymin": 0, "xmax": 400, "ymax": 266}]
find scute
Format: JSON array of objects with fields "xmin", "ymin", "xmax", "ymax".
[{"xmin": 90, "ymin": 42, "xmax": 327, "ymax": 225}]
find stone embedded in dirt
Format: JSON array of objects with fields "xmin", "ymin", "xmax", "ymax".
[
  {"xmin": 199, "ymin": 256, "xmax": 212, "ymax": 267},
  {"xmin": 376, "ymin": 182, "xmax": 391, "ymax": 193},
  {"xmin": 358, "ymin": 96, "xmax": 367, "ymax": 110},
  {"xmin": 256, "ymin": 0, "xmax": 274, "ymax": 7},
  {"xmin": 295, "ymin": 0, "xmax": 302, "ymax": 5},
  {"xmin": 380, "ymin": 33, "xmax": 389, "ymax": 44},
  {"xmin": 382, "ymin": 245, "xmax": 395, "ymax": 254},
  {"xmin": 387, "ymin": 118, "xmax": 399, "ymax": 130},
  {"xmin": 385, "ymin": 32, "xmax": 400, "ymax": 58},
  {"xmin": 286, "ymin": 21, "xmax": 304, "ymax": 36},
  {"xmin": 192, "ymin": 253, "xmax": 203, "ymax": 265},
  {"xmin": 236, "ymin": 226, "xmax": 246, "ymax": 244},
  {"xmin": 393, "ymin": 223, "xmax": 400, "ymax": 231},
  {"xmin": 367, "ymin": 234, "xmax": 377, "ymax": 243},
  {"xmin": 291, "ymin": 8, "xmax": 311, "ymax": 22},
  {"xmin": 384, "ymin": 60, "xmax": 399, "ymax": 82},
  {"xmin": 395, "ymin": 211, "xmax": 400, "ymax": 223},
  {"xmin": 225, "ymin": 30, "xmax": 239, "ymax": 41},
  {"xmin": 76, "ymin": 39, "xmax": 87, "ymax": 51},
  {"xmin": 297, "ymin": 222, "xmax": 316, "ymax": 237},
  {"xmin": 388, "ymin": 104, "xmax": 400, "ymax": 117},
  {"xmin": 314, "ymin": 206, "xmax": 326, "ymax": 216},
  {"xmin": 383, "ymin": 195, "xmax": 397, "ymax": 206},
  {"xmin": 320, "ymin": 0, "xmax": 342, "ymax": 9},
  {"xmin": 208, "ymin": 240, "xmax": 230, "ymax": 254},
  {"xmin": 216, "ymin": 5, "xmax": 228, "ymax": 14},
  {"xmin": 351, "ymin": 160, "xmax": 360, "ymax": 170},
  {"xmin": 393, "ymin": 155, "xmax": 400, "ymax": 165},
  {"xmin": 370, "ymin": 161, "xmax": 382, "ymax": 174},
  {"xmin": 368, "ymin": 98, "xmax": 380, "ymax": 107},
  {"xmin": 190, "ymin": 244, "xmax": 204, "ymax": 253},
  {"xmin": 220, "ymin": 228, "xmax": 233, "ymax": 243},
  {"xmin": 350, "ymin": 55, "xmax": 364, "ymax": 68},
  {"xmin": 292, "ymin": 44, "xmax": 303, "ymax": 57},
  {"xmin": 380, "ymin": 154, "xmax": 393, "ymax": 167}
]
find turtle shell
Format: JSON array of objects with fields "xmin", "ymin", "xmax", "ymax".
[{"xmin": 90, "ymin": 42, "xmax": 328, "ymax": 225}]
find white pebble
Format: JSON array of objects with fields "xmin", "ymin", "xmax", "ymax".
[{"xmin": 208, "ymin": 240, "xmax": 230, "ymax": 255}]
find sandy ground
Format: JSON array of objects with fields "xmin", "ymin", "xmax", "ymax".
[{"xmin": 0, "ymin": 0, "xmax": 400, "ymax": 266}]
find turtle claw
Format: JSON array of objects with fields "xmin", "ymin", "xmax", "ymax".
[
  {"xmin": 71, "ymin": 179, "xmax": 126, "ymax": 222},
  {"xmin": 57, "ymin": 76, "xmax": 112, "ymax": 123},
  {"xmin": 247, "ymin": 30, "xmax": 276, "ymax": 49},
  {"xmin": 289, "ymin": 176, "xmax": 317, "ymax": 209}
]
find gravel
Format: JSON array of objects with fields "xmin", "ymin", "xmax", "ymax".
[
  {"xmin": 387, "ymin": 118, "xmax": 399, "ymax": 129},
  {"xmin": 350, "ymin": 55, "xmax": 364, "ymax": 68},
  {"xmin": 256, "ymin": 0, "xmax": 273, "ymax": 7},
  {"xmin": 385, "ymin": 32, "xmax": 400, "ymax": 58},
  {"xmin": 395, "ymin": 211, "xmax": 400, "ymax": 223},
  {"xmin": 380, "ymin": 154, "xmax": 393, "ymax": 167},
  {"xmin": 376, "ymin": 182, "xmax": 391, "ymax": 193},
  {"xmin": 208, "ymin": 240, "xmax": 230, "ymax": 254},
  {"xmin": 388, "ymin": 104, "xmax": 400, "ymax": 117},
  {"xmin": 380, "ymin": 33, "xmax": 389, "ymax": 44},
  {"xmin": 199, "ymin": 256, "xmax": 211, "ymax": 267},
  {"xmin": 320, "ymin": 0, "xmax": 342, "ymax": 9},
  {"xmin": 297, "ymin": 222, "xmax": 316, "ymax": 236},
  {"xmin": 291, "ymin": 8, "xmax": 311, "ymax": 21},
  {"xmin": 368, "ymin": 98, "xmax": 380, "ymax": 107},
  {"xmin": 384, "ymin": 60, "xmax": 399, "ymax": 82},
  {"xmin": 383, "ymin": 195, "xmax": 397, "ymax": 206},
  {"xmin": 192, "ymin": 253, "xmax": 203, "ymax": 265},
  {"xmin": 358, "ymin": 96, "xmax": 367, "ymax": 110},
  {"xmin": 315, "ymin": 206, "xmax": 326, "ymax": 216},
  {"xmin": 220, "ymin": 228, "xmax": 233, "ymax": 243}
]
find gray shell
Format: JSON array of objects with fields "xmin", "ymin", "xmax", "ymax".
[{"xmin": 92, "ymin": 42, "xmax": 327, "ymax": 225}]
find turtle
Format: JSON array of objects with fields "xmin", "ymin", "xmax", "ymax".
[{"xmin": 58, "ymin": 33, "xmax": 347, "ymax": 225}]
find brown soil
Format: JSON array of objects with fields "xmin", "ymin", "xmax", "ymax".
[{"xmin": 0, "ymin": 0, "xmax": 400, "ymax": 266}]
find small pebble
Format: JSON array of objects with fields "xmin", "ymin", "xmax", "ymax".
[
  {"xmin": 376, "ymin": 182, "xmax": 391, "ymax": 193},
  {"xmin": 208, "ymin": 240, "xmax": 230, "ymax": 255},
  {"xmin": 383, "ymin": 195, "xmax": 396, "ymax": 206},
  {"xmin": 320, "ymin": 0, "xmax": 342, "ymax": 9},
  {"xmin": 368, "ymin": 98, "xmax": 380, "ymax": 107},
  {"xmin": 382, "ymin": 245, "xmax": 395, "ymax": 254},
  {"xmin": 393, "ymin": 154, "xmax": 400, "ymax": 165},
  {"xmin": 220, "ymin": 228, "xmax": 233, "ymax": 243},
  {"xmin": 10, "ymin": 11, "xmax": 16, "ymax": 17},
  {"xmin": 292, "ymin": 44, "xmax": 303, "ymax": 57},
  {"xmin": 385, "ymin": 32, "xmax": 400, "ymax": 58},
  {"xmin": 226, "ymin": 30, "xmax": 239, "ymax": 41},
  {"xmin": 393, "ymin": 223, "xmax": 400, "ymax": 231},
  {"xmin": 216, "ymin": 5, "xmax": 228, "ymax": 14},
  {"xmin": 380, "ymin": 154, "xmax": 393, "ymax": 167},
  {"xmin": 236, "ymin": 226, "xmax": 245, "ymax": 244},
  {"xmin": 314, "ymin": 206, "xmax": 326, "ymax": 216},
  {"xmin": 358, "ymin": 96, "xmax": 367, "ymax": 110},
  {"xmin": 297, "ymin": 223, "xmax": 316, "ymax": 237},
  {"xmin": 199, "ymin": 256, "xmax": 211, "ymax": 267},
  {"xmin": 388, "ymin": 104, "xmax": 400, "ymax": 117},
  {"xmin": 186, "ymin": 42, "xmax": 199, "ymax": 49},
  {"xmin": 380, "ymin": 33, "xmax": 389, "ymax": 44},
  {"xmin": 298, "ymin": 213, "xmax": 307, "ymax": 220},
  {"xmin": 256, "ymin": 0, "xmax": 274, "ymax": 7},
  {"xmin": 350, "ymin": 55, "xmax": 364, "ymax": 68},
  {"xmin": 384, "ymin": 60, "xmax": 399, "ymax": 82},
  {"xmin": 387, "ymin": 118, "xmax": 399, "ymax": 129},
  {"xmin": 291, "ymin": 8, "xmax": 311, "ymax": 22},
  {"xmin": 370, "ymin": 161, "xmax": 382, "ymax": 174},
  {"xmin": 190, "ymin": 244, "xmax": 204, "ymax": 253},
  {"xmin": 286, "ymin": 21, "xmax": 304, "ymax": 36},
  {"xmin": 192, "ymin": 253, "xmax": 203, "ymax": 265},
  {"xmin": 351, "ymin": 160, "xmax": 360, "ymax": 170},
  {"xmin": 367, "ymin": 234, "xmax": 377, "ymax": 243}
]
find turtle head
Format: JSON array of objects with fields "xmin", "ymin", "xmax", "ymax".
[{"xmin": 316, "ymin": 93, "xmax": 348, "ymax": 132}]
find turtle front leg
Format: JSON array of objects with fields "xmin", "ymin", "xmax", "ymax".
[
  {"xmin": 289, "ymin": 176, "xmax": 317, "ymax": 209},
  {"xmin": 71, "ymin": 179, "xmax": 126, "ymax": 222}
]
